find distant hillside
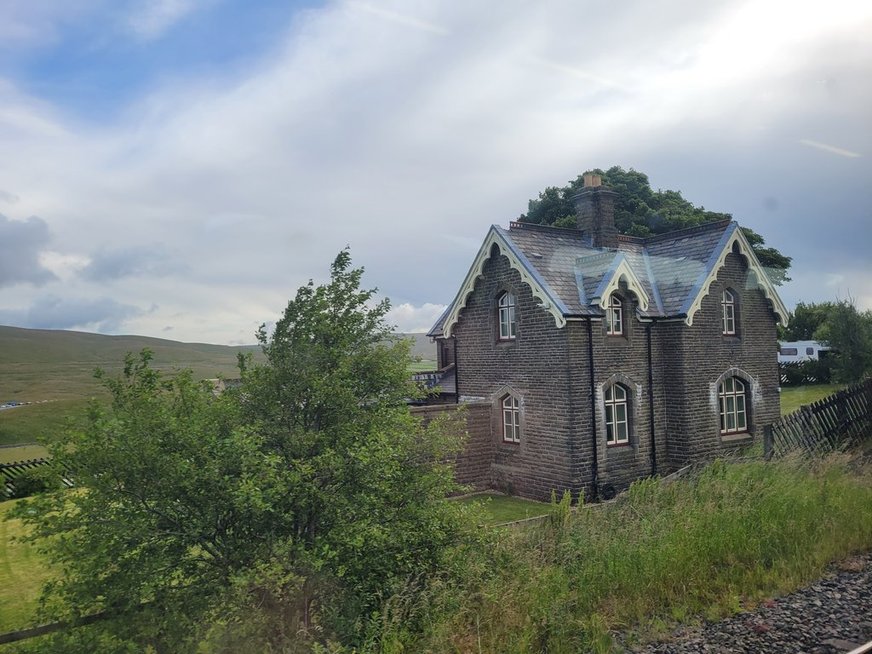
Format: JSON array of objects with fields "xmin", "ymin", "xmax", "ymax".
[
  {"xmin": 397, "ymin": 333, "xmax": 436, "ymax": 361},
  {"xmin": 0, "ymin": 325, "xmax": 262, "ymax": 401},
  {"xmin": 0, "ymin": 326, "xmax": 436, "ymax": 402}
]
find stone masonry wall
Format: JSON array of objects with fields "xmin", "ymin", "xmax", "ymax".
[
  {"xmin": 655, "ymin": 250, "xmax": 781, "ymax": 468},
  {"xmin": 452, "ymin": 247, "xmax": 577, "ymax": 502},
  {"xmin": 410, "ymin": 403, "xmax": 492, "ymax": 490}
]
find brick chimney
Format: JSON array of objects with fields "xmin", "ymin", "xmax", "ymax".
[{"xmin": 571, "ymin": 173, "xmax": 619, "ymax": 249}]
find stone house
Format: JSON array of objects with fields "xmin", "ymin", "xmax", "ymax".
[{"xmin": 427, "ymin": 174, "xmax": 788, "ymax": 502}]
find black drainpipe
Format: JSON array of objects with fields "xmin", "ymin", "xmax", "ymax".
[
  {"xmin": 646, "ymin": 323, "xmax": 657, "ymax": 475},
  {"xmin": 587, "ymin": 318, "xmax": 599, "ymax": 500},
  {"xmin": 453, "ymin": 337, "xmax": 460, "ymax": 404}
]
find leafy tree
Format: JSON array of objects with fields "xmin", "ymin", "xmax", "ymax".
[
  {"xmin": 14, "ymin": 251, "xmax": 470, "ymax": 652},
  {"xmin": 519, "ymin": 165, "xmax": 792, "ymax": 285},
  {"xmin": 14, "ymin": 354, "xmax": 277, "ymax": 652},
  {"xmin": 815, "ymin": 298, "xmax": 872, "ymax": 383},
  {"xmin": 780, "ymin": 301, "xmax": 835, "ymax": 341},
  {"xmin": 236, "ymin": 248, "xmax": 468, "ymax": 643}
]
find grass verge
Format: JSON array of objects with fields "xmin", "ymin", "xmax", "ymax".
[
  {"xmin": 780, "ymin": 384, "xmax": 844, "ymax": 416},
  {"xmin": 454, "ymin": 493, "xmax": 549, "ymax": 525},
  {"xmin": 379, "ymin": 455, "xmax": 872, "ymax": 653},
  {"xmin": 0, "ymin": 499, "xmax": 52, "ymax": 633}
]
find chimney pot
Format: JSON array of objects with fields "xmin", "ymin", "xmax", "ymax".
[{"xmin": 583, "ymin": 173, "xmax": 602, "ymax": 188}]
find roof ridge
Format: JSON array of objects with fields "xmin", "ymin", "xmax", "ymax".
[
  {"xmin": 508, "ymin": 221, "xmax": 585, "ymax": 237},
  {"xmin": 643, "ymin": 219, "xmax": 733, "ymax": 243}
]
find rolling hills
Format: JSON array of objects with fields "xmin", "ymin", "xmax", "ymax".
[{"xmin": 0, "ymin": 325, "xmax": 435, "ymax": 449}]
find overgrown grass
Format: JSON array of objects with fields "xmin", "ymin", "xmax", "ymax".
[
  {"xmin": 780, "ymin": 384, "xmax": 844, "ymax": 416},
  {"xmin": 455, "ymin": 493, "xmax": 549, "ymax": 525},
  {"xmin": 0, "ymin": 499, "xmax": 53, "ymax": 633},
  {"xmin": 377, "ymin": 455, "xmax": 872, "ymax": 653}
]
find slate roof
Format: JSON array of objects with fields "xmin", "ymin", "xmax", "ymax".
[{"xmin": 429, "ymin": 218, "xmax": 785, "ymax": 338}]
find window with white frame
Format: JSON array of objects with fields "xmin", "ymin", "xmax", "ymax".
[
  {"xmin": 722, "ymin": 290, "xmax": 736, "ymax": 335},
  {"xmin": 498, "ymin": 292, "xmax": 517, "ymax": 340},
  {"xmin": 501, "ymin": 394, "xmax": 521, "ymax": 443},
  {"xmin": 606, "ymin": 295, "xmax": 623, "ymax": 335},
  {"xmin": 604, "ymin": 383, "xmax": 630, "ymax": 445},
  {"xmin": 718, "ymin": 377, "xmax": 747, "ymax": 434}
]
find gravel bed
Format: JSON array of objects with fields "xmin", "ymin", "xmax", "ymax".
[{"xmin": 616, "ymin": 552, "xmax": 872, "ymax": 653}]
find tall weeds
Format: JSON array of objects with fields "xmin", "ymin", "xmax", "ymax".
[{"xmin": 372, "ymin": 455, "xmax": 872, "ymax": 653}]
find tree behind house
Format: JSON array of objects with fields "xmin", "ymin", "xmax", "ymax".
[{"xmin": 519, "ymin": 165, "xmax": 792, "ymax": 285}]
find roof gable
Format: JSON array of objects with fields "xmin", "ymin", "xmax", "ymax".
[
  {"xmin": 439, "ymin": 226, "xmax": 568, "ymax": 338},
  {"xmin": 682, "ymin": 223, "xmax": 789, "ymax": 327},
  {"xmin": 589, "ymin": 252, "xmax": 650, "ymax": 311}
]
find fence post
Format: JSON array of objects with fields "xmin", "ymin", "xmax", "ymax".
[{"xmin": 763, "ymin": 424, "xmax": 774, "ymax": 461}]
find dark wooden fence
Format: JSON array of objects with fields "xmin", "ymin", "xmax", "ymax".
[
  {"xmin": 764, "ymin": 378, "xmax": 872, "ymax": 459},
  {"xmin": 1, "ymin": 458, "xmax": 72, "ymax": 498}
]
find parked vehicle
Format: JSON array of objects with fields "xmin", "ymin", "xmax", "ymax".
[{"xmin": 777, "ymin": 340, "xmax": 832, "ymax": 364}]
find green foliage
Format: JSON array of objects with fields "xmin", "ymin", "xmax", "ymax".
[
  {"xmin": 12, "ymin": 250, "xmax": 471, "ymax": 651},
  {"xmin": 519, "ymin": 165, "xmax": 792, "ymax": 285},
  {"xmin": 237, "ymin": 249, "xmax": 469, "ymax": 643},
  {"xmin": 373, "ymin": 457, "xmax": 872, "ymax": 652},
  {"xmin": 779, "ymin": 359, "xmax": 834, "ymax": 387},
  {"xmin": 816, "ymin": 298, "xmax": 872, "ymax": 383},
  {"xmin": 8, "ymin": 468, "xmax": 60, "ymax": 499},
  {"xmin": 13, "ymin": 351, "xmax": 279, "ymax": 651},
  {"xmin": 780, "ymin": 301, "xmax": 835, "ymax": 340}
]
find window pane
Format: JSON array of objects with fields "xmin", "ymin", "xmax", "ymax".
[
  {"xmin": 734, "ymin": 379, "xmax": 744, "ymax": 393},
  {"xmin": 605, "ymin": 404, "xmax": 613, "ymax": 424},
  {"xmin": 606, "ymin": 422, "xmax": 614, "ymax": 444},
  {"xmin": 616, "ymin": 404, "xmax": 627, "ymax": 423},
  {"xmin": 719, "ymin": 397, "xmax": 726, "ymax": 431},
  {"xmin": 736, "ymin": 395, "xmax": 746, "ymax": 430},
  {"xmin": 726, "ymin": 411, "xmax": 736, "ymax": 430},
  {"xmin": 604, "ymin": 386, "xmax": 612, "ymax": 401},
  {"xmin": 615, "ymin": 385, "xmax": 626, "ymax": 400},
  {"xmin": 617, "ymin": 421, "xmax": 628, "ymax": 443},
  {"xmin": 514, "ymin": 424, "xmax": 521, "ymax": 442}
]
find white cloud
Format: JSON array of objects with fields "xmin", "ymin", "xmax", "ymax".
[
  {"xmin": 0, "ymin": 0, "xmax": 870, "ymax": 342},
  {"xmin": 386, "ymin": 302, "xmax": 447, "ymax": 333}
]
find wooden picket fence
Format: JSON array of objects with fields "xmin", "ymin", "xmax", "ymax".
[{"xmin": 764, "ymin": 378, "xmax": 872, "ymax": 459}]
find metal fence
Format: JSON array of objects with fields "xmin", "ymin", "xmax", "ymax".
[{"xmin": 764, "ymin": 378, "xmax": 872, "ymax": 459}]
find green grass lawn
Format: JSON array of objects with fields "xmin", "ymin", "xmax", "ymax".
[
  {"xmin": 0, "ymin": 399, "xmax": 90, "ymax": 447},
  {"xmin": 0, "ymin": 499, "xmax": 52, "ymax": 632},
  {"xmin": 0, "ymin": 445, "xmax": 50, "ymax": 464},
  {"xmin": 456, "ymin": 493, "xmax": 550, "ymax": 525},
  {"xmin": 408, "ymin": 359, "xmax": 438, "ymax": 373},
  {"xmin": 780, "ymin": 384, "xmax": 844, "ymax": 416}
]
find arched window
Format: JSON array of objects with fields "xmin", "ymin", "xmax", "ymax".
[
  {"xmin": 722, "ymin": 290, "xmax": 736, "ymax": 335},
  {"xmin": 498, "ymin": 292, "xmax": 517, "ymax": 340},
  {"xmin": 501, "ymin": 394, "xmax": 521, "ymax": 443},
  {"xmin": 718, "ymin": 377, "xmax": 747, "ymax": 434},
  {"xmin": 604, "ymin": 384, "xmax": 630, "ymax": 445},
  {"xmin": 606, "ymin": 295, "xmax": 623, "ymax": 336}
]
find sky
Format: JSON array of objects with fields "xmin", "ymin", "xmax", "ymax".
[{"xmin": 0, "ymin": 0, "xmax": 870, "ymax": 344}]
